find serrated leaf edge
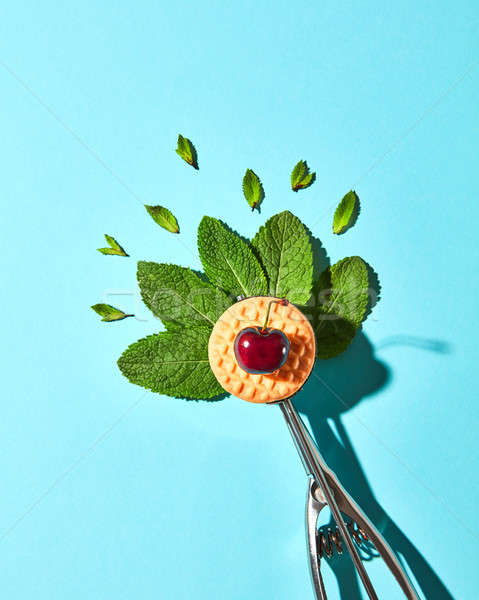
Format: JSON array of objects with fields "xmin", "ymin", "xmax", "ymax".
[{"xmin": 117, "ymin": 330, "xmax": 225, "ymax": 400}]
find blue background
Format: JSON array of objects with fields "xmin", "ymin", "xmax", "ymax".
[{"xmin": 0, "ymin": 2, "xmax": 478, "ymax": 598}]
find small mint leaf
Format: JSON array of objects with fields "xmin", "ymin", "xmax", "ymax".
[
  {"xmin": 145, "ymin": 205, "xmax": 180, "ymax": 233},
  {"xmin": 137, "ymin": 261, "xmax": 232, "ymax": 328},
  {"xmin": 117, "ymin": 327, "xmax": 224, "ymax": 400},
  {"xmin": 98, "ymin": 248, "xmax": 122, "ymax": 256},
  {"xmin": 291, "ymin": 159, "xmax": 316, "ymax": 191},
  {"xmin": 198, "ymin": 216, "xmax": 267, "ymax": 298},
  {"xmin": 291, "ymin": 160, "xmax": 306, "ymax": 187},
  {"xmin": 242, "ymin": 169, "xmax": 264, "ymax": 211},
  {"xmin": 297, "ymin": 172, "xmax": 315, "ymax": 189},
  {"xmin": 251, "ymin": 211, "xmax": 313, "ymax": 304},
  {"xmin": 175, "ymin": 134, "xmax": 198, "ymax": 169},
  {"xmin": 333, "ymin": 191, "xmax": 359, "ymax": 234},
  {"xmin": 97, "ymin": 234, "xmax": 128, "ymax": 256},
  {"xmin": 91, "ymin": 303, "xmax": 133, "ymax": 322},
  {"xmin": 306, "ymin": 256, "xmax": 369, "ymax": 358}
]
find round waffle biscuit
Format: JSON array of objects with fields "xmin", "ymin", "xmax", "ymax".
[{"xmin": 208, "ymin": 296, "xmax": 316, "ymax": 403}]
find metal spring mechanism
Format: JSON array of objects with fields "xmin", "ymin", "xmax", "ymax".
[{"xmin": 317, "ymin": 520, "xmax": 376, "ymax": 559}]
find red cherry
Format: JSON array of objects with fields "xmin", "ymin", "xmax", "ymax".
[{"xmin": 234, "ymin": 327, "xmax": 290, "ymax": 374}]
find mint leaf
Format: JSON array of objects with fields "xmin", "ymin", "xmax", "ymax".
[
  {"xmin": 314, "ymin": 317, "xmax": 357, "ymax": 358},
  {"xmin": 333, "ymin": 190, "xmax": 359, "ymax": 234},
  {"xmin": 307, "ymin": 256, "xmax": 369, "ymax": 358},
  {"xmin": 198, "ymin": 216, "xmax": 267, "ymax": 297},
  {"xmin": 91, "ymin": 303, "xmax": 133, "ymax": 322},
  {"xmin": 299, "ymin": 172, "xmax": 315, "ymax": 188},
  {"xmin": 118, "ymin": 327, "xmax": 224, "ymax": 400},
  {"xmin": 242, "ymin": 169, "xmax": 264, "ymax": 211},
  {"xmin": 323, "ymin": 256, "xmax": 369, "ymax": 328},
  {"xmin": 251, "ymin": 211, "xmax": 313, "ymax": 304},
  {"xmin": 145, "ymin": 205, "xmax": 180, "ymax": 233},
  {"xmin": 291, "ymin": 160, "xmax": 306, "ymax": 185},
  {"xmin": 137, "ymin": 261, "xmax": 232, "ymax": 328},
  {"xmin": 291, "ymin": 160, "xmax": 316, "ymax": 191},
  {"xmin": 98, "ymin": 234, "xmax": 128, "ymax": 256},
  {"xmin": 175, "ymin": 134, "xmax": 198, "ymax": 169}
]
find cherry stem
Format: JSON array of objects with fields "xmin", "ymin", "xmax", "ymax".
[{"xmin": 260, "ymin": 298, "xmax": 288, "ymax": 333}]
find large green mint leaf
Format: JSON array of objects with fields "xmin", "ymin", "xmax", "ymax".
[
  {"xmin": 333, "ymin": 190, "xmax": 359, "ymax": 234},
  {"xmin": 251, "ymin": 211, "xmax": 313, "ymax": 304},
  {"xmin": 91, "ymin": 303, "xmax": 133, "ymax": 322},
  {"xmin": 175, "ymin": 134, "xmax": 198, "ymax": 169},
  {"xmin": 242, "ymin": 168, "xmax": 264, "ymax": 211},
  {"xmin": 137, "ymin": 262, "xmax": 232, "ymax": 327},
  {"xmin": 198, "ymin": 216, "xmax": 267, "ymax": 298},
  {"xmin": 308, "ymin": 256, "xmax": 369, "ymax": 358},
  {"xmin": 118, "ymin": 327, "xmax": 224, "ymax": 399},
  {"xmin": 97, "ymin": 234, "xmax": 129, "ymax": 256}
]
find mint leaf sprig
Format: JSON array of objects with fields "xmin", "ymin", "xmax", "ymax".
[
  {"xmin": 291, "ymin": 160, "xmax": 316, "ymax": 191},
  {"xmin": 114, "ymin": 211, "xmax": 374, "ymax": 398},
  {"xmin": 97, "ymin": 234, "xmax": 128, "ymax": 256},
  {"xmin": 94, "ymin": 138, "xmax": 376, "ymax": 400}
]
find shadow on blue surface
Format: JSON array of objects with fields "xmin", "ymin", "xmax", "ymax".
[{"xmin": 294, "ymin": 332, "xmax": 454, "ymax": 600}]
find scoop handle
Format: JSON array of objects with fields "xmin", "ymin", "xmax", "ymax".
[{"xmin": 280, "ymin": 398, "xmax": 420, "ymax": 600}]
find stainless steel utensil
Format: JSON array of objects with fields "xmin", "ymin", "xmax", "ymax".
[{"xmin": 278, "ymin": 398, "xmax": 420, "ymax": 600}]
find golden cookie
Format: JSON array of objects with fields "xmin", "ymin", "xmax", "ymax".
[{"xmin": 208, "ymin": 296, "xmax": 316, "ymax": 403}]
